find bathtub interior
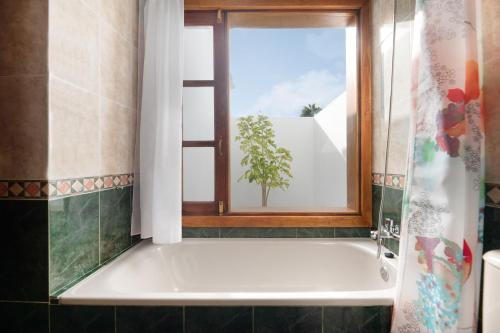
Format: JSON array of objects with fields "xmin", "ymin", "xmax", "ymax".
[{"xmin": 58, "ymin": 238, "xmax": 398, "ymax": 306}]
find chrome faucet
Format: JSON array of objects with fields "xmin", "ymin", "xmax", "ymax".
[{"xmin": 370, "ymin": 218, "xmax": 400, "ymax": 241}]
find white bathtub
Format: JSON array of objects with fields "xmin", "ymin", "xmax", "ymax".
[{"xmin": 58, "ymin": 238, "xmax": 397, "ymax": 306}]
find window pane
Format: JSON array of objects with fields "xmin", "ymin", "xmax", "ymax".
[
  {"xmin": 184, "ymin": 26, "xmax": 214, "ymax": 80},
  {"xmin": 183, "ymin": 147, "xmax": 214, "ymax": 201},
  {"xmin": 183, "ymin": 87, "xmax": 214, "ymax": 141},
  {"xmin": 229, "ymin": 14, "xmax": 350, "ymax": 212}
]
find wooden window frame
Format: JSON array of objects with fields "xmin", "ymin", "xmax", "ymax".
[{"xmin": 183, "ymin": 0, "xmax": 372, "ymax": 228}]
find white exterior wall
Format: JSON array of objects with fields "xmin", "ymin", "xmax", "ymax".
[{"xmin": 229, "ymin": 93, "xmax": 347, "ymax": 209}]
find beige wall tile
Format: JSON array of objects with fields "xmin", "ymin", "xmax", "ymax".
[
  {"xmin": 386, "ymin": 18, "xmax": 412, "ymax": 175},
  {"xmin": 371, "ymin": 1, "xmax": 415, "ymax": 176},
  {"xmin": 395, "ymin": 0, "xmax": 415, "ymax": 22},
  {"xmin": 0, "ymin": 0, "xmax": 48, "ymax": 76},
  {"xmin": 100, "ymin": 99, "xmax": 135, "ymax": 175},
  {"xmin": 0, "ymin": 76, "xmax": 48, "ymax": 179},
  {"xmin": 49, "ymin": 0, "xmax": 99, "ymax": 94},
  {"xmin": 81, "ymin": 0, "xmax": 100, "ymax": 14},
  {"xmin": 482, "ymin": 0, "xmax": 500, "ymax": 183},
  {"xmin": 101, "ymin": 0, "xmax": 139, "ymax": 46},
  {"xmin": 482, "ymin": 0, "xmax": 500, "ymax": 63},
  {"xmin": 100, "ymin": 23, "xmax": 136, "ymax": 108},
  {"xmin": 484, "ymin": 57, "xmax": 500, "ymax": 183},
  {"xmin": 49, "ymin": 77, "xmax": 99, "ymax": 179},
  {"xmin": 371, "ymin": 44, "xmax": 388, "ymax": 174}
]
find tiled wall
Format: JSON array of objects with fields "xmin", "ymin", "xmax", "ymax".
[
  {"xmin": 183, "ymin": 227, "xmax": 370, "ymax": 238},
  {"xmin": 0, "ymin": 0, "xmax": 141, "ymax": 328},
  {"xmin": 6, "ymin": 304, "xmax": 392, "ymax": 333},
  {"xmin": 46, "ymin": 0, "xmax": 140, "ymax": 295},
  {"xmin": 48, "ymin": 0, "xmax": 138, "ymax": 179},
  {"xmin": 0, "ymin": 0, "xmax": 50, "ymax": 308},
  {"xmin": 49, "ymin": 183, "xmax": 139, "ymax": 295},
  {"xmin": 481, "ymin": 0, "xmax": 500, "ymax": 253},
  {"xmin": 371, "ymin": 0, "xmax": 500, "ymax": 256},
  {"xmin": 370, "ymin": 0, "xmax": 415, "ymax": 255},
  {"xmin": 0, "ymin": 0, "xmax": 49, "ymax": 181}
]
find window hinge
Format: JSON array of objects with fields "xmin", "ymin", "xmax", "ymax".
[
  {"xmin": 217, "ymin": 9, "xmax": 223, "ymax": 24},
  {"xmin": 218, "ymin": 201, "xmax": 224, "ymax": 215}
]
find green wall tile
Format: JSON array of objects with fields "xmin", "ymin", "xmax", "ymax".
[
  {"xmin": 335, "ymin": 227, "xmax": 371, "ymax": 238},
  {"xmin": 183, "ymin": 227, "xmax": 220, "ymax": 238},
  {"xmin": 297, "ymin": 228, "xmax": 335, "ymax": 238},
  {"xmin": 100, "ymin": 188, "xmax": 132, "ymax": 263},
  {"xmin": 372, "ymin": 185, "xmax": 383, "ymax": 228},
  {"xmin": 254, "ymin": 307, "xmax": 322, "ymax": 333},
  {"xmin": 49, "ymin": 193, "xmax": 99, "ymax": 294},
  {"xmin": 0, "ymin": 302, "xmax": 49, "ymax": 333},
  {"xmin": 0, "ymin": 200, "xmax": 48, "ymax": 301},
  {"xmin": 116, "ymin": 306, "xmax": 183, "ymax": 333},
  {"xmin": 185, "ymin": 307, "xmax": 252, "ymax": 333},
  {"xmin": 484, "ymin": 206, "xmax": 500, "ymax": 252},
  {"xmin": 50, "ymin": 305, "xmax": 114, "ymax": 333},
  {"xmin": 220, "ymin": 227, "xmax": 297, "ymax": 238},
  {"xmin": 324, "ymin": 306, "xmax": 392, "ymax": 332}
]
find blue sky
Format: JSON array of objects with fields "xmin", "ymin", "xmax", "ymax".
[{"xmin": 230, "ymin": 28, "xmax": 346, "ymax": 117}]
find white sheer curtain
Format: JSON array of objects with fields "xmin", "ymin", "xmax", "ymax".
[{"xmin": 132, "ymin": 0, "xmax": 184, "ymax": 244}]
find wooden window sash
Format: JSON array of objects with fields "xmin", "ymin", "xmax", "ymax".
[
  {"xmin": 182, "ymin": 11, "xmax": 229, "ymax": 216},
  {"xmin": 182, "ymin": 2, "xmax": 372, "ymax": 227}
]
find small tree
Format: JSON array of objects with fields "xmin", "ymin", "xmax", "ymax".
[
  {"xmin": 235, "ymin": 115, "xmax": 293, "ymax": 207},
  {"xmin": 300, "ymin": 103, "xmax": 322, "ymax": 117}
]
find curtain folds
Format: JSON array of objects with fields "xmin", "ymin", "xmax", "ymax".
[
  {"xmin": 392, "ymin": 0, "xmax": 484, "ymax": 332},
  {"xmin": 391, "ymin": 0, "xmax": 484, "ymax": 332},
  {"xmin": 132, "ymin": 0, "xmax": 184, "ymax": 244}
]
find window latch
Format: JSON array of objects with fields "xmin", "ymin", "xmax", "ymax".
[
  {"xmin": 218, "ymin": 137, "xmax": 223, "ymax": 156},
  {"xmin": 217, "ymin": 9, "xmax": 223, "ymax": 24}
]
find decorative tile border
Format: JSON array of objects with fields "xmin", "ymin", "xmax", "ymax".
[
  {"xmin": 0, "ymin": 180, "xmax": 50, "ymax": 199},
  {"xmin": 372, "ymin": 173, "xmax": 406, "ymax": 190},
  {"xmin": 486, "ymin": 182, "xmax": 500, "ymax": 208},
  {"xmin": 0, "ymin": 174, "xmax": 134, "ymax": 200}
]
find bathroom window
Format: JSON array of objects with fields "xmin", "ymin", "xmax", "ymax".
[{"xmin": 182, "ymin": 1, "xmax": 371, "ymax": 227}]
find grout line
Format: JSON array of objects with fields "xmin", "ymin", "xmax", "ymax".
[
  {"xmin": 98, "ymin": 189, "xmax": 101, "ymax": 265},
  {"xmin": 49, "ymin": 74, "xmax": 136, "ymax": 112},
  {"xmin": 78, "ymin": 0, "xmax": 98, "ymax": 16},
  {"xmin": 0, "ymin": 74, "xmax": 47, "ymax": 78},
  {"xmin": 48, "ymin": 300, "xmax": 51, "ymax": 333},
  {"xmin": 0, "ymin": 300, "xmax": 49, "ymax": 304},
  {"xmin": 252, "ymin": 306, "xmax": 255, "ymax": 333},
  {"xmin": 182, "ymin": 306, "xmax": 186, "ymax": 333},
  {"xmin": 321, "ymin": 306, "xmax": 324, "ymax": 333}
]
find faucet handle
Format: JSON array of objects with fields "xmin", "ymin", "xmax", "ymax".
[
  {"xmin": 384, "ymin": 218, "xmax": 393, "ymax": 231},
  {"xmin": 392, "ymin": 224, "xmax": 400, "ymax": 236}
]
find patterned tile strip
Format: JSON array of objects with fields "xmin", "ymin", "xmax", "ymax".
[
  {"xmin": 0, "ymin": 173, "xmax": 134, "ymax": 199},
  {"xmin": 372, "ymin": 172, "xmax": 406, "ymax": 190},
  {"xmin": 486, "ymin": 182, "xmax": 500, "ymax": 208}
]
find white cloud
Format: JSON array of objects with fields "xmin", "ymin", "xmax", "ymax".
[{"xmin": 241, "ymin": 70, "xmax": 344, "ymax": 117}]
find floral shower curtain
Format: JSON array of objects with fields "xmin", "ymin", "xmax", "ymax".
[{"xmin": 392, "ymin": 0, "xmax": 484, "ymax": 332}]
